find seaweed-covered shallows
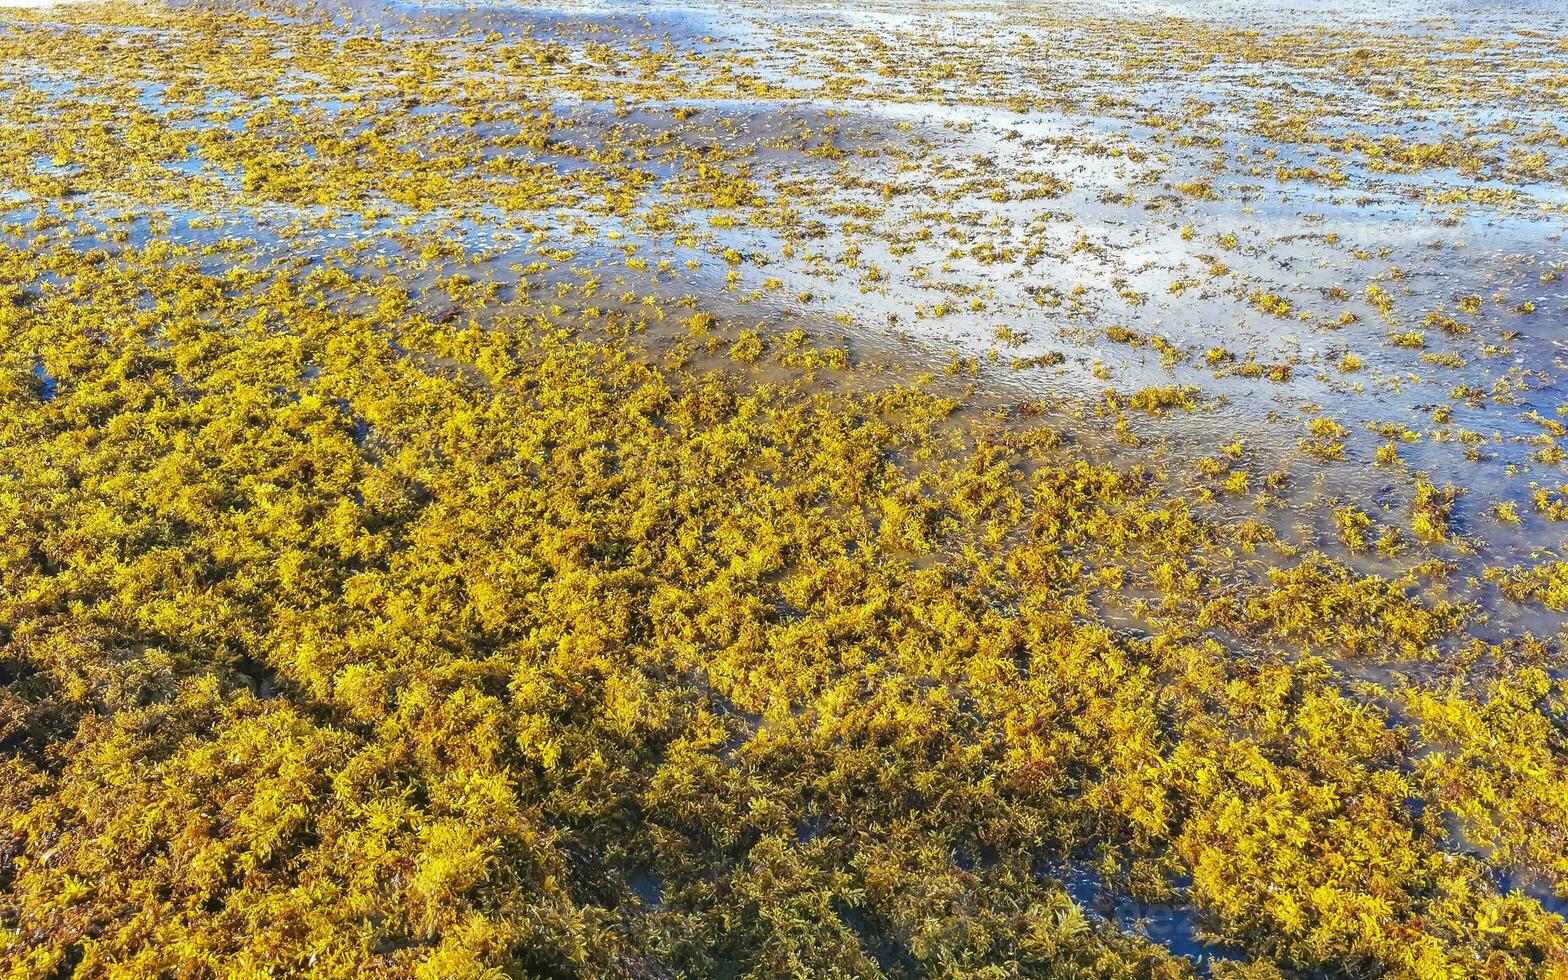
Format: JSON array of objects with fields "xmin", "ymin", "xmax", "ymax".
[{"xmin": 1, "ymin": 0, "xmax": 1567, "ymax": 976}]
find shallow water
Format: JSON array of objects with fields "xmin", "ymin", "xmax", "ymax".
[
  {"xmin": 2, "ymin": 0, "xmax": 1567, "ymax": 964},
  {"xmin": 3, "ymin": 0, "xmax": 1562, "ymax": 589}
]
